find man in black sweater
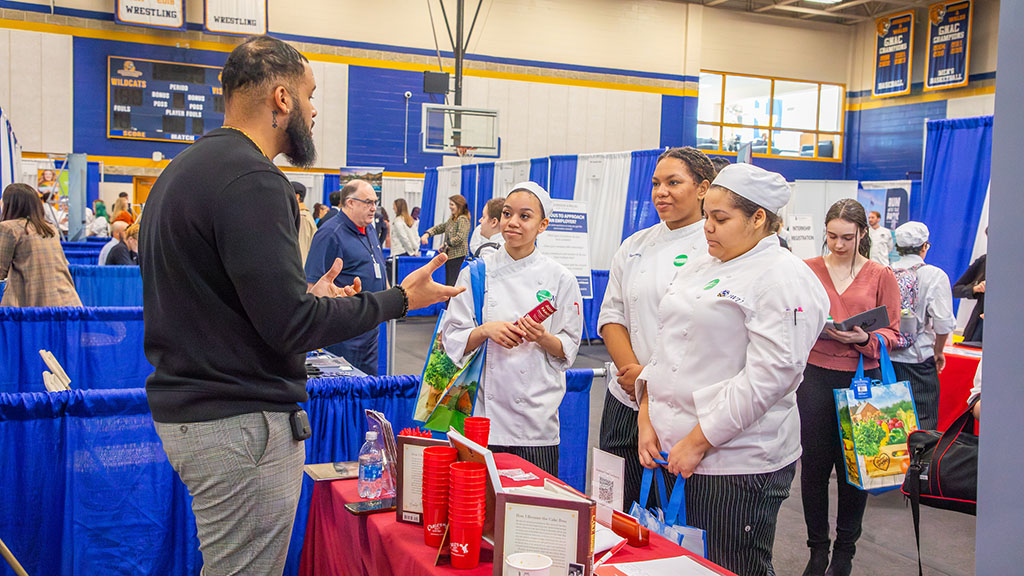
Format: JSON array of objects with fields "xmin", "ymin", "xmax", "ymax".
[{"xmin": 139, "ymin": 36, "xmax": 461, "ymax": 575}]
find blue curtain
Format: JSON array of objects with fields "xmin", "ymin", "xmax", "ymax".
[
  {"xmin": 581, "ymin": 270, "xmax": 609, "ymax": 343},
  {"xmin": 0, "ymin": 307, "xmax": 152, "ymax": 393},
  {"xmin": 529, "ymin": 157, "xmax": 550, "ymax": 189},
  {"xmin": 70, "ymin": 265, "xmax": 143, "ymax": 306},
  {"xmin": 921, "ymin": 116, "xmax": 992, "ymax": 281},
  {"xmin": 460, "ymin": 164, "xmax": 479, "ymax": 221},
  {"xmin": 548, "ymin": 155, "xmax": 578, "ymax": 200},
  {"xmin": 395, "ymin": 255, "xmax": 446, "ymax": 317},
  {"xmin": 419, "ymin": 168, "xmax": 438, "ymax": 236},
  {"xmin": 86, "ymin": 162, "xmax": 100, "ymax": 206},
  {"xmin": 621, "ymin": 149, "xmax": 661, "ymax": 241},
  {"xmin": 475, "ymin": 162, "xmax": 495, "ymax": 221},
  {"xmin": 558, "ymin": 369, "xmax": 595, "ymax": 492},
  {"xmin": 0, "ymin": 388, "xmax": 199, "ymax": 576},
  {"xmin": 322, "ymin": 173, "xmax": 340, "ymax": 206}
]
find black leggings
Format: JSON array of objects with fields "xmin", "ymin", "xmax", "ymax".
[{"xmin": 797, "ymin": 363, "xmax": 881, "ymax": 553}]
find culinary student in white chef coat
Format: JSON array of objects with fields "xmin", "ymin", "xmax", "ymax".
[
  {"xmin": 635, "ymin": 164, "xmax": 829, "ymax": 576},
  {"xmin": 598, "ymin": 146, "xmax": 716, "ymax": 509},
  {"xmin": 440, "ymin": 182, "xmax": 583, "ymax": 476}
]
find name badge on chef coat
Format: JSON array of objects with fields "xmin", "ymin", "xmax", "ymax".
[{"xmin": 851, "ymin": 377, "xmax": 872, "ymax": 400}]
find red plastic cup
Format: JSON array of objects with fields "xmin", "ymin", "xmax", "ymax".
[
  {"xmin": 423, "ymin": 446, "xmax": 457, "ymax": 462},
  {"xmin": 463, "ymin": 417, "xmax": 490, "ymax": 447},
  {"xmin": 448, "ymin": 508, "xmax": 485, "ymax": 522},
  {"xmin": 449, "ymin": 522, "xmax": 484, "ymax": 569},
  {"xmin": 450, "ymin": 461, "xmax": 486, "ymax": 475},
  {"xmin": 423, "ymin": 500, "xmax": 449, "ymax": 547}
]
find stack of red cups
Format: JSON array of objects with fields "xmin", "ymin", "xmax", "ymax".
[
  {"xmin": 462, "ymin": 417, "xmax": 490, "ymax": 448},
  {"xmin": 448, "ymin": 461, "xmax": 488, "ymax": 569},
  {"xmin": 421, "ymin": 446, "xmax": 458, "ymax": 547}
]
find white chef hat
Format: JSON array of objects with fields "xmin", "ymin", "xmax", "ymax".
[
  {"xmin": 508, "ymin": 181, "xmax": 552, "ymax": 219},
  {"xmin": 895, "ymin": 221, "xmax": 930, "ymax": 248},
  {"xmin": 710, "ymin": 163, "xmax": 790, "ymax": 214}
]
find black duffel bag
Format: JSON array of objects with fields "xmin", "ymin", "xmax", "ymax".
[{"xmin": 901, "ymin": 398, "xmax": 978, "ymax": 575}]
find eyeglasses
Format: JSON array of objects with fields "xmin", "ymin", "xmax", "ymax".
[{"xmin": 348, "ymin": 196, "xmax": 378, "ymax": 207}]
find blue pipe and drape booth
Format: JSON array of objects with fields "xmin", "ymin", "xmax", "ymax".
[
  {"xmin": 920, "ymin": 116, "xmax": 993, "ymax": 282},
  {"xmin": 0, "ymin": 370, "xmax": 596, "ymax": 576}
]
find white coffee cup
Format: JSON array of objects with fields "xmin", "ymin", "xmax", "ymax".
[{"xmin": 505, "ymin": 552, "xmax": 553, "ymax": 576}]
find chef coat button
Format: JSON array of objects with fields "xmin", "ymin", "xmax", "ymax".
[
  {"xmin": 651, "ymin": 360, "xmax": 657, "ymax": 367},
  {"xmin": 515, "ymin": 398, "xmax": 523, "ymax": 404},
  {"xmin": 631, "ymin": 295, "xmax": 638, "ymax": 302},
  {"xmin": 487, "ymin": 393, "xmax": 494, "ymax": 400},
  {"xmin": 672, "ymin": 365, "xmax": 679, "ymax": 372},
  {"xmin": 520, "ymin": 368, "xmax": 527, "ymax": 375},
  {"xmin": 696, "ymin": 295, "xmax": 702, "ymax": 300},
  {"xmin": 537, "ymin": 279, "xmax": 543, "ymax": 285}
]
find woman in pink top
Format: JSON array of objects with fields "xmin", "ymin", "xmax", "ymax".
[{"xmin": 798, "ymin": 199, "xmax": 900, "ymax": 576}]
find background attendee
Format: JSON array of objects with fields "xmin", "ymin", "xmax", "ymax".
[
  {"xmin": 890, "ymin": 222, "xmax": 955, "ymax": 430},
  {"xmin": 111, "ymin": 196, "xmax": 135, "ymax": 225},
  {"xmin": 118, "ymin": 191, "xmax": 136, "ymax": 217},
  {"xmin": 304, "ymin": 179, "xmax": 388, "ymax": 375},
  {"xmin": 0, "ymin": 183, "xmax": 82, "ymax": 307},
  {"xmin": 953, "ymin": 241, "xmax": 986, "ymax": 343},
  {"xmin": 106, "ymin": 220, "xmax": 139, "ymax": 265},
  {"xmin": 312, "ymin": 202, "xmax": 327, "ymax": 224},
  {"xmin": 709, "ymin": 155, "xmax": 731, "ymax": 176},
  {"xmin": 636, "ymin": 163, "xmax": 829, "ymax": 576},
  {"xmin": 140, "ymin": 36, "xmax": 460, "ymax": 576},
  {"xmin": 99, "ymin": 221, "xmax": 128, "ymax": 265},
  {"xmin": 421, "ymin": 194, "xmax": 472, "ymax": 286},
  {"xmin": 390, "ymin": 198, "xmax": 420, "ymax": 257},
  {"xmin": 88, "ymin": 199, "xmax": 110, "ymax": 237},
  {"xmin": 411, "ymin": 206, "xmax": 421, "ymax": 228},
  {"xmin": 468, "ymin": 197, "xmax": 506, "ymax": 259},
  {"xmin": 441, "ymin": 182, "xmax": 583, "ymax": 475},
  {"xmin": 799, "ymin": 199, "xmax": 901, "ymax": 576},
  {"xmin": 317, "ymin": 190, "xmax": 341, "ymax": 228},
  {"xmin": 867, "ymin": 210, "xmax": 893, "ymax": 266},
  {"xmin": 599, "ymin": 146, "xmax": 714, "ymax": 510},
  {"xmin": 374, "ymin": 205, "xmax": 390, "ymax": 248},
  {"xmin": 293, "ymin": 181, "xmax": 317, "ymax": 265}
]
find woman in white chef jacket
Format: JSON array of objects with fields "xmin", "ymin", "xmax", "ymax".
[
  {"xmin": 636, "ymin": 164, "xmax": 829, "ymax": 576},
  {"xmin": 441, "ymin": 182, "xmax": 583, "ymax": 476},
  {"xmin": 598, "ymin": 146, "xmax": 716, "ymax": 509}
]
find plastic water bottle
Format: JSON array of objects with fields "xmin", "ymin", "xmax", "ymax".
[{"xmin": 358, "ymin": 431, "xmax": 384, "ymax": 499}]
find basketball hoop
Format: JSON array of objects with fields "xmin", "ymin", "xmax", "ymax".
[{"xmin": 455, "ymin": 146, "xmax": 477, "ymax": 160}]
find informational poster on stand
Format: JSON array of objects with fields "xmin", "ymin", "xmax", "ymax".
[
  {"xmin": 859, "ymin": 181, "xmax": 912, "ymax": 229},
  {"xmin": 339, "ymin": 167, "xmax": 384, "ymax": 194},
  {"xmin": 925, "ymin": 0, "xmax": 973, "ymax": 91},
  {"xmin": 872, "ymin": 11, "xmax": 914, "ymax": 98},
  {"xmin": 788, "ymin": 214, "xmax": 817, "ymax": 260},
  {"xmin": 205, "ymin": 0, "xmax": 268, "ymax": 36},
  {"xmin": 537, "ymin": 200, "xmax": 593, "ymax": 299},
  {"xmin": 115, "ymin": 0, "xmax": 185, "ymax": 30}
]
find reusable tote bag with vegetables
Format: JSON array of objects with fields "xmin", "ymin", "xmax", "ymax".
[
  {"xmin": 833, "ymin": 334, "xmax": 920, "ymax": 493},
  {"xmin": 412, "ymin": 259, "xmax": 486, "ymax": 434}
]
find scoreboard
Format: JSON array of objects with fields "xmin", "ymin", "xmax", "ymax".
[{"xmin": 107, "ymin": 56, "xmax": 225, "ymax": 144}]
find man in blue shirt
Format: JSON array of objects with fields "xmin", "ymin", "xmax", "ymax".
[{"xmin": 305, "ymin": 179, "xmax": 386, "ymax": 374}]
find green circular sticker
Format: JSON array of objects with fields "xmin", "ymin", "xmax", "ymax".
[
  {"xmin": 536, "ymin": 290, "xmax": 553, "ymax": 302},
  {"xmin": 673, "ymin": 254, "xmax": 688, "ymax": 267},
  {"xmin": 703, "ymin": 279, "xmax": 720, "ymax": 290}
]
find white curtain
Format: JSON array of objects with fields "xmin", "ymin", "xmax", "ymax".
[
  {"xmin": 492, "ymin": 160, "xmax": 530, "ymax": 199},
  {"xmin": 381, "ymin": 176, "xmax": 424, "ymax": 218},
  {"xmin": 433, "ymin": 166, "xmax": 461, "ymax": 250},
  {"xmin": 573, "ymin": 152, "xmax": 631, "ymax": 270}
]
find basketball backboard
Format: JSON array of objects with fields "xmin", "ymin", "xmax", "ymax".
[{"xmin": 421, "ymin": 103, "xmax": 500, "ymax": 157}]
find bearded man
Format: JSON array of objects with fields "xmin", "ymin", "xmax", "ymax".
[{"xmin": 139, "ymin": 35, "xmax": 462, "ymax": 575}]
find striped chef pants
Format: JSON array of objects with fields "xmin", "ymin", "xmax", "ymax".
[
  {"xmin": 598, "ymin": 393, "xmax": 646, "ymax": 508},
  {"xmin": 685, "ymin": 461, "xmax": 797, "ymax": 576},
  {"xmin": 489, "ymin": 444, "xmax": 559, "ymax": 477}
]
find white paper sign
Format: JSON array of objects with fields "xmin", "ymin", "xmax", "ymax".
[
  {"xmin": 537, "ymin": 199, "xmax": 593, "ymax": 298},
  {"xmin": 205, "ymin": 0, "xmax": 269, "ymax": 36},
  {"xmin": 788, "ymin": 214, "xmax": 817, "ymax": 260},
  {"xmin": 591, "ymin": 448, "xmax": 625, "ymax": 511},
  {"xmin": 116, "ymin": 0, "xmax": 184, "ymax": 30}
]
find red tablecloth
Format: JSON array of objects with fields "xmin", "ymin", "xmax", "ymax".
[
  {"xmin": 298, "ymin": 453, "xmax": 733, "ymax": 576},
  {"xmin": 937, "ymin": 345, "xmax": 981, "ymax": 431}
]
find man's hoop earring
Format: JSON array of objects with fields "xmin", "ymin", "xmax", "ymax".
[{"xmin": 272, "ymin": 110, "xmax": 278, "ymax": 129}]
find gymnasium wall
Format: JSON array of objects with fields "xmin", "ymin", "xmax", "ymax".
[{"xmin": 843, "ymin": 0, "xmax": 1000, "ymax": 182}]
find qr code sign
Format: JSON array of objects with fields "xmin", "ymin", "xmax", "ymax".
[{"xmin": 598, "ymin": 476, "xmax": 614, "ymax": 503}]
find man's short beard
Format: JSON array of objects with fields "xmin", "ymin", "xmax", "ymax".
[{"xmin": 284, "ymin": 102, "xmax": 317, "ymax": 168}]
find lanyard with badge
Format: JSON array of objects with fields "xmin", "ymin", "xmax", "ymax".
[{"xmin": 356, "ymin": 229, "xmax": 383, "ymax": 281}]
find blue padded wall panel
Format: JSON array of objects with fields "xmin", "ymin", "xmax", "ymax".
[
  {"xmin": 346, "ymin": 66, "xmax": 445, "ymax": 172},
  {"xmin": 844, "ymin": 99, "xmax": 948, "ymax": 182},
  {"xmin": 660, "ymin": 95, "xmax": 684, "ymax": 148}
]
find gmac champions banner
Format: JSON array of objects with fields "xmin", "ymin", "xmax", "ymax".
[
  {"xmin": 925, "ymin": 0, "xmax": 973, "ymax": 91},
  {"xmin": 873, "ymin": 11, "xmax": 914, "ymax": 98},
  {"xmin": 205, "ymin": 0, "xmax": 269, "ymax": 36},
  {"xmin": 115, "ymin": 0, "xmax": 185, "ymax": 30}
]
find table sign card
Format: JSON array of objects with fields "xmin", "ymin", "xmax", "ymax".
[
  {"xmin": 396, "ymin": 435, "xmax": 451, "ymax": 524},
  {"xmin": 591, "ymin": 448, "xmax": 625, "ymax": 512}
]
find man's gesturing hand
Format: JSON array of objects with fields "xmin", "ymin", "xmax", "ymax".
[
  {"xmin": 308, "ymin": 258, "xmax": 362, "ymax": 298},
  {"xmin": 401, "ymin": 253, "xmax": 465, "ymax": 310}
]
